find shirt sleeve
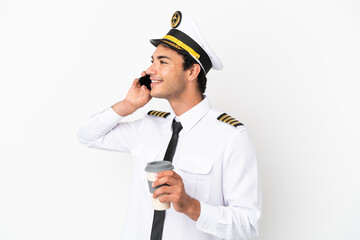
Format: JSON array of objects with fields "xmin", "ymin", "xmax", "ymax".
[
  {"xmin": 77, "ymin": 107, "xmax": 142, "ymax": 152},
  {"xmin": 196, "ymin": 128, "xmax": 261, "ymax": 240}
]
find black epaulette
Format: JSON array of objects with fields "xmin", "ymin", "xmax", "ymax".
[
  {"xmin": 147, "ymin": 110, "xmax": 171, "ymax": 118},
  {"xmin": 217, "ymin": 113, "xmax": 243, "ymax": 127}
]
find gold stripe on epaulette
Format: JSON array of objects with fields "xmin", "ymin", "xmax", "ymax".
[
  {"xmin": 223, "ymin": 116, "xmax": 232, "ymax": 123},
  {"xmin": 217, "ymin": 113, "xmax": 243, "ymax": 127},
  {"xmin": 227, "ymin": 119, "xmax": 237, "ymax": 125},
  {"xmin": 148, "ymin": 110, "xmax": 170, "ymax": 118}
]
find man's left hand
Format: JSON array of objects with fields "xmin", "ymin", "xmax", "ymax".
[{"xmin": 152, "ymin": 170, "xmax": 200, "ymax": 221}]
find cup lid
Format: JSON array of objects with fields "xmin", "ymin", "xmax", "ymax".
[{"xmin": 145, "ymin": 161, "xmax": 174, "ymax": 172}]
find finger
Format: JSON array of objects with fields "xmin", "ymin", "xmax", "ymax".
[
  {"xmin": 141, "ymin": 85, "xmax": 150, "ymax": 92},
  {"xmin": 158, "ymin": 194, "xmax": 172, "ymax": 203},
  {"xmin": 156, "ymin": 170, "xmax": 180, "ymax": 179},
  {"xmin": 132, "ymin": 78, "xmax": 140, "ymax": 88},
  {"xmin": 140, "ymin": 71, "xmax": 147, "ymax": 77},
  {"xmin": 153, "ymin": 185, "xmax": 173, "ymax": 198},
  {"xmin": 159, "ymin": 193, "xmax": 182, "ymax": 204},
  {"xmin": 152, "ymin": 175, "xmax": 177, "ymax": 188}
]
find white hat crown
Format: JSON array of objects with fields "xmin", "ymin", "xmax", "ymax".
[{"xmin": 150, "ymin": 11, "xmax": 223, "ymax": 74}]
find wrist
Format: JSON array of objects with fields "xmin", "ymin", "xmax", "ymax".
[
  {"xmin": 111, "ymin": 99, "xmax": 136, "ymax": 117},
  {"xmin": 184, "ymin": 197, "xmax": 201, "ymax": 221}
]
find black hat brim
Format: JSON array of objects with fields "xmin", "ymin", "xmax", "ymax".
[{"xmin": 150, "ymin": 39, "xmax": 191, "ymax": 57}]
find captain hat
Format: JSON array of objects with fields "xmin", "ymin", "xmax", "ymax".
[{"xmin": 150, "ymin": 11, "xmax": 223, "ymax": 74}]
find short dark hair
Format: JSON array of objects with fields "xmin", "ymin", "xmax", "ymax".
[
  {"xmin": 180, "ymin": 52, "xmax": 208, "ymax": 94},
  {"xmin": 158, "ymin": 43, "xmax": 208, "ymax": 94}
]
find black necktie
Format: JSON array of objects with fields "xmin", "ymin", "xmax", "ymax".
[{"xmin": 150, "ymin": 119, "xmax": 183, "ymax": 240}]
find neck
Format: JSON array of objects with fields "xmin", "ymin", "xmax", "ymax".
[{"xmin": 169, "ymin": 93, "xmax": 203, "ymax": 116}]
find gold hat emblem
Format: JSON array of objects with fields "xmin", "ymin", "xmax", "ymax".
[{"xmin": 171, "ymin": 11, "xmax": 182, "ymax": 28}]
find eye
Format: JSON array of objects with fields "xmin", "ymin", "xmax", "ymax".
[{"xmin": 160, "ymin": 60, "xmax": 167, "ymax": 64}]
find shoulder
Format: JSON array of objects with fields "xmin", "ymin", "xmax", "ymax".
[
  {"xmin": 209, "ymin": 109, "xmax": 244, "ymax": 128},
  {"xmin": 144, "ymin": 110, "xmax": 172, "ymax": 123},
  {"xmin": 147, "ymin": 110, "xmax": 171, "ymax": 118},
  {"xmin": 131, "ymin": 110, "xmax": 172, "ymax": 133},
  {"xmin": 216, "ymin": 113, "xmax": 243, "ymax": 128},
  {"xmin": 207, "ymin": 109, "xmax": 254, "ymax": 152},
  {"xmin": 203, "ymin": 108, "xmax": 246, "ymax": 142}
]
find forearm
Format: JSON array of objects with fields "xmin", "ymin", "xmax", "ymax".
[
  {"xmin": 77, "ymin": 107, "xmax": 123, "ymax": 147},
  {"xmin": 78, "ymin": 77, "xmax": 150, "ymax": 148},
  {"xmin": 78, "ymin": 97, "xmax": 143, "ymax": 146},
  {"xmin": 196, "ymin": 202, "xmax": 260, "ymax": 240},
  {"xmin": 195, "ymin": 129, "xmax": 261, "ymax": 239}
]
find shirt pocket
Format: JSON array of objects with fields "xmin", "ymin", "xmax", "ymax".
[
  {"xmin": 176, "ymin": 157, "xmax": 214, "ymax": 202},
  {"xmin": 132, "ymin": 143, "xmax": 160, "ymax": 192}
]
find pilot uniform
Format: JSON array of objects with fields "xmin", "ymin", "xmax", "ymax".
[{"xmin": 78, "ymin": 10, "xmax": 261, "ymax": 240}]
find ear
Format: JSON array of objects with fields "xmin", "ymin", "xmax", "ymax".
[{"xmin": 187, "ymin": 64, "xmax": 201, "ymax": 82}]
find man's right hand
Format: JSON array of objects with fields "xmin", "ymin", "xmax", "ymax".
[{"xmin": 112, "ymin": 73, "xmax": 152, "ymax": 117}]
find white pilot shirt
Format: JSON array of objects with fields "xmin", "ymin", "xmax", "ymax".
[{"xmin": 77, "ymin": 97, "xmax": 261, "ymax": 240}]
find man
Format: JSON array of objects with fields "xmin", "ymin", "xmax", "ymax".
[{"xmin": 78, "ymin": 11, "xmax": 261, "ymax": 240}]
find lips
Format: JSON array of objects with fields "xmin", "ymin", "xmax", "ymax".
[{"xmin": 150, "ymin": 77, "xmax": 163, "ymax": 87}]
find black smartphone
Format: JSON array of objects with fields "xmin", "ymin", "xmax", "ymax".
[{"xmin": 139, "ymin": 74, "xmax": 151, "ymax": 90}]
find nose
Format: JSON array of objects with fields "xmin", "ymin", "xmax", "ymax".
[{"xmin": 146, "ymin": 62, "xmax": 157, "ymax": 76}]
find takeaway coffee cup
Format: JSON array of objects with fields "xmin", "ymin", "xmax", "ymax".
[{"xmin": 145, "ymin": 161, "xmax": 174, "ymax": 210}]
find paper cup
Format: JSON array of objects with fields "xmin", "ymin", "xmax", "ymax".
[{"xmin": 145, "ymin": 161, "xmax": 174, "ymax": 210}]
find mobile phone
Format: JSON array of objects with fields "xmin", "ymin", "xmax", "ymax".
[{"xmin": 139, "ymin": 74, "xmax": 151, "ymax": 90}]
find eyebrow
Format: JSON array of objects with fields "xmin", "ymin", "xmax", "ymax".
[{"xmin": 151, "ymin": 55, "xmax": 171, "ymax": 60}]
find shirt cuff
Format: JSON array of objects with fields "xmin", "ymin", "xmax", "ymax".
[
  {"xmin": 195, "ymin": 201, "xmax": 219, "ymax": 234},
  {"xmin": 97, "ymin": 107, "xmax": 124, "ymax": 126}
]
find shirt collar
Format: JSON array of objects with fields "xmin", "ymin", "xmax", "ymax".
[{"xmin": 171, "ymin": 96, "xmax": 212, "ymax": 133}]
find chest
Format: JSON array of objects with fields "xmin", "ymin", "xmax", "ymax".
[{"xmin": 131, "ymin": 126, "xmax": 229, "ymax": 204}]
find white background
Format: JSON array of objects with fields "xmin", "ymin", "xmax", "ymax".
[{"xmin": 1, "ymin": 0, "xmax": 359, "ymax": 239}]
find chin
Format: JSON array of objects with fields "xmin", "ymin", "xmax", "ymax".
[
  {"xmin": 150, "ymin": 91, "xmax": 168, "ymax": 100},
  {"xmin": 150, "ymin": 91, "xmax": 161, "ymax": 98}
]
